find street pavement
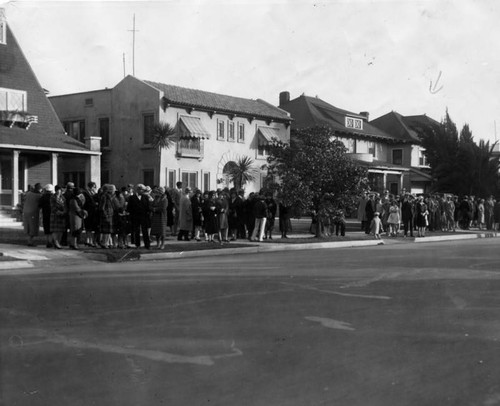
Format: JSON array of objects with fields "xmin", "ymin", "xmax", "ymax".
[{"xmin": 1, "ymin": 238, "xmax": 500, "ymax": 405}]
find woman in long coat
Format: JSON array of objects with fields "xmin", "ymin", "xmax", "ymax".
[
  {"xmin": 203, "ymin": 191, "xmax": 219, "ymax": 242},
  {"xmin": 150, "ymin": 187, "xmax": 168, "ymax": 248},
  {"xmin": 50, "ymin": 185, "xmax": 67, "ymax": 249},
  {"xmin": 217, "ymin": 192, "xmax": 229, "ymax": 242},
  {"xmin": 99, "ymin": 184, "xmax": 117, "ymax": 248},
  {"xmin": 22, "ymin": 183, "xmax": 43, "ymax": 246},
  {"xmin": 415, "ymin": 196, "xmax": 429, "ymax": 237},
  {"xmin": 177, "ymin": 188, "xmax": 193, "ymax": 241},
  {"xmin": 39, "ymin": 184, "xmax": 54, "ymax": 247},
  {"xmin": 68, "ymin": 187, "xmax": 87, "ymax": 249},
  {"xmin": 191, "ymin": 189, "xmax": 204, "ymax": 241}
]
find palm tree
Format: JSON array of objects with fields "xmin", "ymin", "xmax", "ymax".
[
  {"xmin": 227, "ymin": 156, "xmax": 258, "ymax": 191},
  {"xmin": 151, "ymin": 122, "xmax": 177, "ymax": 186}
]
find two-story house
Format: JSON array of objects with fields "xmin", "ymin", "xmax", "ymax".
[
  {"xmin": 0, "ymin": 9, "xmax": 101, "ymax": 209},
  {"xmin": 49, "ymin": 75, "xmax": 291, "ymax": 193},
  {"xmin": 370, "ymin": 111, "xmax": 440, "ymax": 194},
  {"xmin": 278, "ymin": 91, "xmax": 413, "ymax": 195}
]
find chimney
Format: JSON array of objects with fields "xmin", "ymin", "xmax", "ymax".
[
  {"xmin": 279, "ymin": 91, "xmax": 290, "ymax": 107},
  {"xmin": 360, "ymin": 111, "xmax": 369, "ymax": 121}
]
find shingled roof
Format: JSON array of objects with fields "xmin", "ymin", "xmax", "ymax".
[
  {"xmin": 143, "ymin": 80, "xmax": 291, "ymax": 122},
  {"xmin": 370, "ymin": 111, "xmax": 441, "ymax": 143},
  {"xmin": 0, "ymin": 24, "xmax": 91, "ymax": 153},
  {"xmin": 279, "ymin": 94, "xmax": 394, "ymax": 141}
]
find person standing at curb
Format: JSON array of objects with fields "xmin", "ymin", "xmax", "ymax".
[
  {"xmin": 171, "ymin": 181, "xmax": 183, "ymax": 237},
  {"xmin": 50, "ymin": 185, "xmax": 66, "ymax": 249},
  {"xmin": 370, "ymin": 211, "xmax": 382, "ymax": 240},
  {"xmin": 128, "ymin": 184, "xmax": 151, "ymax": 249},
  {"xmin": 250, "ymin": 193, "xmax": 268, "ymax": 242},
  {"xmin": 178, "ymin": 187, "xmax": 193, "ymax": 241},
  {"xmin": 68, "ymin": 187, "xmax": 87, "ymax": 250},
  {"xmin": 39, "ymin": 184, "xmax": 54, "ymax": 248},
  {"xmin": 401, "ymin": 193, "xmax": 415, "ymax": 238},
  {"xmin": 22, "ymin": 183, "xmax": 42, "ymax": 247}
]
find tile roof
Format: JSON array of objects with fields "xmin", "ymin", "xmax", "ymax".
[
  {"xmin": 143, "ymin": 80, "xmax": 290, "ymax": 122},
  {"xmin": 279, "ymin": 95, "xmax": 394, "ymax": 141},
  {"xmin": 0, "ymin": 24, "xmax": 92, "ymax": 153}
]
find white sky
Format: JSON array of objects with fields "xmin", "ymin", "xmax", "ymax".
[{"xmin": 3, "ymin": 0, "xmax": 500, "ymax": 144}]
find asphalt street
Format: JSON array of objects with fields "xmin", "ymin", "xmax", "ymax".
[{"xmin": 1, "ymin": 239, "xmax": 500, "ymax": 406}]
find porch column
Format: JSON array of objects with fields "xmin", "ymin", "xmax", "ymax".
[
  {"xmin": 51, "ymin": 153, "xmax": 58, "ymax": 186},
  {"xmin": 12, "ymin": 150, "xmax": 20, "ymax": 208},
  {"xmin": 23, "ymin": 158, "xmax": 28, "ymax": 190},
  {"xmin": 400, "ymin": 173, "xmax": 404, "ymax": 193},
  {"xmin": 383, "ymin": 173, "xmax": 387, "ymax": 191},
  {"xmin": 85, "ymin": 136, "xmax": 101, "ymax": 188}
]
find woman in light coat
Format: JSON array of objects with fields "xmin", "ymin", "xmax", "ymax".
[{"xmin": 68, "ymin": 187, "xmax": 87, "ymax": 249}]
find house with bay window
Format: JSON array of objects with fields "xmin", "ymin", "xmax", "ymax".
[
  {"xmin": 49, "ymin": 75, "xmax": 291, "ymax": 193},
  {"xmin": 0, "ymin": 9, "xmax": 101, "ymax": 209},
  {"xmin": 278, "ymin": 91, "xmax": 436, "ymax": 195}
]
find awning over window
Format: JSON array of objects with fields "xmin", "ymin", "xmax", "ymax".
[
  {"xmin": 178, "ymin": 116, "xmax": 211, "ymax": 139},
  {"xmin": 257, "ymin": 127, "xmax": 286, "ymax": 145}
]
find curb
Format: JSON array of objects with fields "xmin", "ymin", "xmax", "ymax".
[
  {"xmin": 0, "ymin": 260, "xmax": 34, "ymax": 270},
  {"xmin": 139, "ymin": 239, "xmax": 385, "ymax": 261},
  {"xmin": 413, "ymin": 232, "xmax": 498, "ymax": 243}
]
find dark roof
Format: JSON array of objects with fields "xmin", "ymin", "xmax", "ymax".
[
  {"xmin": 143, "ymin": 79, "xmax": 290, "ymax": 122},
  {"xmin": 0, "ymin": 24, "xmax": 91, "ymax": 153},
  {"xmin": 355, "ymin": 158, "xmax": 410, "ymax": 171},
  {"xmin": 279, "ymin": 95, "xmax": 394, "ymax": 141},
  {"xmin": 370, "ymin": 111, "xmax": 441, "ymax": 143}
]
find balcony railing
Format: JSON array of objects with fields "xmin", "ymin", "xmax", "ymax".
[{"xmin": 176, "ymin": 139, "xmax": 204, "ymax": 160}]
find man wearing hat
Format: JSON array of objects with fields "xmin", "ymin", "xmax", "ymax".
[
  {"xmin": 60, "ymin": 181, "xmax": 75, "ymax": 246},
  {"xmin": 127, "ymin": 184, "xmax": 151, "ymax": 249}
]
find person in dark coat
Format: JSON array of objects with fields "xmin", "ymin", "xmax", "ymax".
[
  {"xmin": 364, "ymin": 194, "xmax": 375, "ymax": 234},
  {"xmin": 202, "ymin": 191, "xmax": 220, "ymax": 242},
  {"xmin": 278, "ymin": 201, "xmax": 292, "ymax": 238},
  {"xmin": 39, "ymin": 184, "xmax": 55, "ymax": 248},
  {"xmin": 250, "ymin": 194, "xmax": 269, "ymax": 242},
  {"xmin": 127, "ymin": 184, "xmax": 152, "ymax": 249},
  {"xmin": 245, "ymin": 192, "xmax": 256, "ymax": 239},
  {"xmin": 228, "ymin": 189, "xmax": 243, "ymax": 241},
  {"xmin": 401, "ymin": 193, "xmax": 415, "ymax": 237},
  {"xmin": 264, "ymin": 193, "xmax": 277, "ymax": 239},
  {"xmin": 191, "ymin": 189, "xmax": 204, "ymax": 241},
  {"xmin": 150, "ymin": 187, "xmax": 168, "ymax": 248}
]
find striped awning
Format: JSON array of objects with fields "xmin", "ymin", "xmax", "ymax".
[
  {"xmin": 178, "ymin": 116, "xmax": 211, "ymax": 139},
  {"xmin": 257, "ymin": 127, "xmax": 286, "ymax": 145}
]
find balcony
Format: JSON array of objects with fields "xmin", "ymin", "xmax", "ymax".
[
  {"xmin": 175, "ymin": 138, "xmax": 204, "ymax": 160},
  {"xmin": 0, "ymin": 110, "xmax": 38, "ymax": 130}
]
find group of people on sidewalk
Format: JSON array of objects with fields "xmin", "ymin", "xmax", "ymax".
[
  {"xmin": 358, "ymin": 190, "xmax": 500, "ymax": 239},
  {"xmin": 20, "ymin": 181, "xmax": 293, "ymax": 249}
]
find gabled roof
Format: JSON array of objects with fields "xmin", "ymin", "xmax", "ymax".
[
  {"xmin": 0, "ymin": 23, "xmax": 92, "ymax": 153},
  {"xmin": 143, "ymin": 79, "xmax": 291, "ymax": 122},
  {"xmin": 279, "ymin": 94, "xmax": 394, "ymax": 141},
  {"xmin": 370, "ymin": 111, "xmax": 441, "ymax": 143}
]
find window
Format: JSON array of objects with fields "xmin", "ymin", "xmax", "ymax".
[
  {"xmin": 368, "ymin": 141, "xmax": 376, "ymax": 157},
  {"xmin": 203, "ymin": 172, "xmax": 210, "ymax": 192},
  {"xmin": 143, "ymin": 169, "xmax": 154, "ymax": 187},
  {"xmin": 345, "ymin": 117, "xmax": 363, "ymax": 130},
  {"xmin": 101, "ymin": 170, "xmax": 110, "ymax": 185},
  {"xmin": 217, "ymin": 119, "xmax": 225, "ymax": 140},
  {"xmin": 419, "ymin": 149, "xmax": 428, "ymax": 166},
  {"xmin": 99, "ymin": 117, "xmax": 110, "ymax": 147},
  {"xmin": 237, "ymin": 122, "xmax": 245, "ymax": 142},
  {"xmin": 177, "ymin": 138, "xmax": 202, "ymax": 158},
  {"xmin": 63, "ymin": 120, "xmax": 85, "ymax": 143},
  {"xmin": 167, "ymin": 169, "xmax": 176, "ymax": 189},
  {"xmin": 63, "ymin": 171, "xmax": 85, "ymax": 187},
  {"xmin": 85, "ymin": 98, "xmax": 93, "ymax": 107},
  {"xmin": 228, "ymin": 122, "xmax": 235, "ymax": 142},
  {"xmin": 392, "ymin": 149, "xmax": 403, "ymax": 165},
  {"xmin": 143, "ymin": 113, "xmax": 155, "ymax": 145},
  {"xmin": 0, "ymin": 88, "xmax": 27, "ymax": 111},
  {"xmin": 258, "ymin": 144, "xmax": 270, "ymax": 157},
  {"xmin": 181, "ymin": 171, "xmax": 198, "ymax": 189}
]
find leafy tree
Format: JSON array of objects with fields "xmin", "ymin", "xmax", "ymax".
[
  {"xmin": 226, "ymin": 156, "xmax": 259, "ymax": 191},
  {"xmin": 265, "ymin": 126, "xmax": 369, "ymax": 237},
  {"xmin": 151, "ymin": 122, "xmax": 177, "ymax": 185}
]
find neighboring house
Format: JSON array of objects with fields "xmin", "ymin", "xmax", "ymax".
[
  {"xmin": 0, "ymin": 9, "xmax": 101, "ymax": 208},
  {"xmin": 370, "ymin": 111, "xmax": 441, "ymax": 194},
  {"xmin": 49, "ymin": 75, "xmax": 291, "ymax": 193},
  {"xmin": 278, "ymin": 91, "xmax": 413, "ymax": 195}
]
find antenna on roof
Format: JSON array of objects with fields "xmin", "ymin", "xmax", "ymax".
[{"xmin": 128, "ymin": 14, "xmax": 139, "ymax": 76}]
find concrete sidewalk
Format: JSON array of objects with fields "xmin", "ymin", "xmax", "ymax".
[{"xmin": 1, "ymin": 227, "xmax": 498, "ymax": 270}]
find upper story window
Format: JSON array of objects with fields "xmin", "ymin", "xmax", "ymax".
[
  {"xmin": 228, "ymin": 122, "xmax": 235, "ymax": 142},
  {"xmin": 368, "ymin": 141, "xmax": 376, "ymax": 157},
  {"xmin": 63, "ymin": 120, "xmax": 85, "ymax": 143},
  {"xmin": 237, "ymin": 122, "xmax": 245, "ymax": 143},
  {"xmin": 143, "ymin": 113, "xmax": 155, "ymax": 145},
  {"xmin": 0, "ymin": 88, "xmax": 27, "ymax": 111},
  {"xmin": 345, "ymin": 116, "xmax": 363, "ymax": 130},
  {"xmin": 99, "ymin": 117, "xmax": 110, "ymax": 148},
  {"xmin": 0, "ymin": 10, "xmax": 6, "ymax": 45},
  {"xmin": 419, "ymin": 149, "xmax": 428, "ymax": 166},
  {"xmin": 392, "ymin": 149, "xmax": 403, "ymax": 165},
  {"xmin": 217, "ymin": 119, "xmax": 225, "ymax": 141}
]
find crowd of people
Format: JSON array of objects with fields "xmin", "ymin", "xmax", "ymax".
[
  {"xmin": 357, "ymin": 190, "xmax": 500, "ymax": 239},
  {"xmin": 19, "ymin": 181, "xmax": 293, "ymax": 249}
]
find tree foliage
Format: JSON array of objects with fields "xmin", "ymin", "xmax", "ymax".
[
  {"xmin": 151, "ymin": 122, "xmax": 177, "ymax": 185},
  {"xmin": 226, "ymin": 156, "xmax": 259, "ymax": 190},
  {"xmin": 418, "ymin": 110, "xmax": 500, "ymax": 197},
  {"xmin": 265, "ymin": 126, "xmax": 369, "ymax": 236}
]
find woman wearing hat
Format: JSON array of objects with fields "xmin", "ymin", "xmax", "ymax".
[{"xmin": 150, "ymin": 187, "xmax": 168, "ymax": 249}]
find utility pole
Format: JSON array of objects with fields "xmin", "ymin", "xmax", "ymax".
[{"xmin": 128, "ymin": 14, "xmax": 139, "ymax": 76}]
